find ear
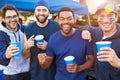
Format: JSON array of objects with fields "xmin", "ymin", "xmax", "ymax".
[
  {"xmin": 3, "ymin": 18, "xmax": 6, "ymax": 23},
  {"xmin": 48, "ymin": 11, "xmax": 50, "ymax": 14},
  {"xmin": 115, "ymin": 13, "xmax": 118, "ymax": 22},
  {"xmin": 115, "ymin": 15, "xmax": 118, "ymax": 22},
  {"xmin": 74, "ymin": 14, "xmax": 77, "ymax": 23}
]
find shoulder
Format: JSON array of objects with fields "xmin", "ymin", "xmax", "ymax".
[
  {"xmin": 27, "ymin": 22, "xmax": 36, "ymax": 29},
  {"xmin": 49, "ymin": 19, "xmax": 58, "ymax": 24},
  {"xmin": 51, "ymin": 30, "xmax": 60, "ymax": 37},
  {"xmin": 48, "ymin": 31, "xmax": 60, "ymax": 47},
  {"xmin": 48, "ymin": 19, "xmax": 60, "ymax": 30},
  {"xmin": 48, "ymin": 19, "xmax": 59, "ymax": 26},
  {"xmin": 49, "ymin": 31, "xmax": 60, "ymax": 40},
  {"xmin": 0, "ymin": 31, "xmax": 9, "ymax": 37},
  {"xmin": 25, "ymin": 22, "xmax": 36, "ymax": 32},
  {"xmin": 20, "ymin": 25, "xmax": 25, "ymax": 32},
  {"xmin": 116, "ymin": 23, "xmax": 120, "ymax": 27},
  {"xmin": 116, "ymin": 23, "xmax": 120, "ymax": 32},
  {"xmin": 82, "ymin": 26, "xmax": 102, "ymax": 33},
  {"xmin": 0, "ymin": 31, "xmax": 10, "ymax": 42}
]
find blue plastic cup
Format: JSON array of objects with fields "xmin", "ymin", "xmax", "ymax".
[
  {"xmin": 10, "ymin": 42, "xmax": 21, "ymax": 58},
  {"xmin": 64, "ymin": 56, "xmax": 75, "ymax": 66},
  {"xmin": 35, "ymin": 35, "xmax": 44, "ymax": 44},
  {"xmin": 96, "ymin": 41, "xmax": 112, "ymax": 52}
]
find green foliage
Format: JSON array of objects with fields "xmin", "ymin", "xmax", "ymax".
[{"xmin": 20, "ymin": 12, "xmax": 34, "ymax": 17}]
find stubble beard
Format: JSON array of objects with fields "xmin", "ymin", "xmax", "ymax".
[{"xmin": 36, "ymin": 15, "xmax": 48, "ymax": 23}]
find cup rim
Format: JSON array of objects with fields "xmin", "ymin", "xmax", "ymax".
[
  {"xmin": 96, "ymin": 41, "xmax": 112, "ymax": 44},
  {"xmin": 9, "ymin": 42, "xmax": 21, "ymax": 44},
  {"xmin": 35, "ymin": 35, "xmax": 44, "ymax": 40},
  {"xmin": 64, "ymin": 56, "xmax": 75, "ymax": 61}
]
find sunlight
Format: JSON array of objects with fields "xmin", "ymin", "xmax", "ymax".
[{"xmin": 95, "ymin": 0, "xmax": 106, "ymax": 7}]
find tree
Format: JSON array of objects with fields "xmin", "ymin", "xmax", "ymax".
[{"xmin": 20, "ymin": 12, "xmax": 34, "ymax": 21}]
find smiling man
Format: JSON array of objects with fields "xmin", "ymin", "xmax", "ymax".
[
  {"xmin": 23, "ymin": 0, "xmax": 59, "ymax": 80},
  {"xmin": 38, "ymin": 7, "xmax": 94, "ymax": 80},
  {"xmin": 81, "ymin": 2, "xmax": 120, "ymax": 80},
  {"xmin": 0, "ymin": 5, "xmax": 30, "ymax": 80}
]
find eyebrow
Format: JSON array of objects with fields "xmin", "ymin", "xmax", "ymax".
[{"xmin": 60, "ymin": 16, "xmax": 72, "ymax": 18}]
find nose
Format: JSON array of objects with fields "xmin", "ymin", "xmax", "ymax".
[
  {"xmin": 64, "ymin": 19, "xmax": 69, "ymax": 24},
  {"xmin": 103, "ymin": 17, "xmax": 109, "ymax": 22},
  {"xmin": 11, "ymin": 18, "xmax": 16, "ymax": 21}
]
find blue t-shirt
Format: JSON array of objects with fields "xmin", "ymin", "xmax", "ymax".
[
  {"xmin": 25, "ymin": 19, "xmax": 59, "ymax": 80},
  {"xmin": 47, "ymin": 29, "xmax": 93, "ymax": 80}
]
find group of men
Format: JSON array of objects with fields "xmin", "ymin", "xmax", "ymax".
[{"xmin": 0, "ymin": 0, "xmax": 120, "ymax": 80}]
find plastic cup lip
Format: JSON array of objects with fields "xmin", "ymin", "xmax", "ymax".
[
  {"xmin": 10, "ymin": 41, "xmax": 20, "ymax": 44},
  {"xmin": 64, "ymin": 56, "xmax": 75, "ymax": 61},
  {"xmin": 96, "ymin": 41, "xmax": 112, "ymax": 44},
  {"xmin": 35, "ymin": 35, "xmax": 44, "ymax": 40}
]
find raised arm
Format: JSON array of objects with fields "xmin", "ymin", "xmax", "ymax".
[
  {"xmin": 22, "ymin": 34, "xmax": 34, "ymax": 59},
  {"xmin": 38, "ymin": 54, "xmax": 54, "ymax": 69},
  {"xmin": 79, "ymin": 26, "xmax": 92, "ymax": 42}
]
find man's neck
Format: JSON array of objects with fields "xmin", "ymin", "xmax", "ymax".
[
  {"xmin": 36, "ymin": 20, "xmax": 48, "ymax": 28},
  {"xmin": 61, "ymin": 28, "xmax": 76, "ymax": 37}
]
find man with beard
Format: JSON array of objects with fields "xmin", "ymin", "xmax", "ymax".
[
  {"xmin": 23, "ymin": 0, "xmax": 59, "ymax": 80},
  {"xmin": 81, "ymin": 2, "xmax": 120, "ymax": 80},
  {"xmin": 38, "ymin": 7, "xmax": 94, "ymax": 80},
  {"xmin": 0, "ymin": 5, "xmax": 30, "ymax": 80}
]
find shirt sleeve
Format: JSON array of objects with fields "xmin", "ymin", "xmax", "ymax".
[
  {"xmin": 46, "ymin": 35, "xmax": 55, "ymax": 56},
  {"xmin": 0, "ymin": 31, "xmax": 10, "ymax": 66},
  {"xmin": 85, "ymin": 40, "xmax": 93, "ymax": 55}
]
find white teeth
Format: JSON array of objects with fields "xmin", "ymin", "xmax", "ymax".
[
  {"xmin": 103, "ymin": 23, "xmax": 110, "ymax": 26},
  {"xmin": 39, "ymin": 16, "xmax": 43, "ymax": 18},
  {"xmin": 38, "ymin": 16, "xmax": 45, "ymax": 19},
  {"xmin": 103, "ymin": 24, "xmax": 109, "ymax": 26},
  {"xmin": 63, "ymin": 24, "xmax": 69, "ymax": 27}
]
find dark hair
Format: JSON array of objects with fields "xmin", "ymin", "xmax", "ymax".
[
  {"xmin": 58, "ymin": 7, "xmax": 74, "ymax": 18},
  {"xmin": 1, "ymin": 5, "xmax": 19, "ymax": 18},
  {"xmin": 19, "ymin": 18, "xmax": 22, "ymax": 24}
]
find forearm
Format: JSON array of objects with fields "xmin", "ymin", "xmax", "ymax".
[
  {"xmin": 77, "ymin": 55, "xmax": 94, "ymax": 72},
  {"xmin": 38, "ymin": 61, "xmax": 51, "ymax": 69},
  {"xmin": 116, "ymin": 59, "xmax": 120, "ymax": 69},
  {"xmin": 113, "ymin": 57, "xmax": 120, "ymax": 69},
  {"xmin": 23, "ymin": 34, "xmax": 34, "ymax": 59},
  {"xmin": 0, "ymin": 54, "xmax": 10, "ymax": 66},
  {"xmin": 79, "ymin": 26, "xmax": 90, "ymax": 32},
  {"xmin": 22, "ymin": 47, "xmax": 30, "ymax": 59},
  {"xmin": 38, "ymin": 55, "xmax": 53, "ymax": 69}
]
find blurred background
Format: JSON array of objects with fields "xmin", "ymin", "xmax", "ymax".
[{"xmin": 0, "ymin": 0, "xmax": 120, "ymax": 27}]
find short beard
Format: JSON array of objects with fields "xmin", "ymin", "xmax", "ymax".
[
  {"xmin": 36, "ymin": 15, "xmax": 48, "ymax": 23},
  {"xmin": 62, "ymin": 28, "xmax": 72, "ymax": 34},
  {"xmin": 60, "ymin": 24, "xmax": 73, "ymax": 35}
]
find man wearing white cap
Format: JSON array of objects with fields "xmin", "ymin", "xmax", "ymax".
[{"xmin": 81, "ymin": 2, "xmax": 120, "ymax": 80}]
